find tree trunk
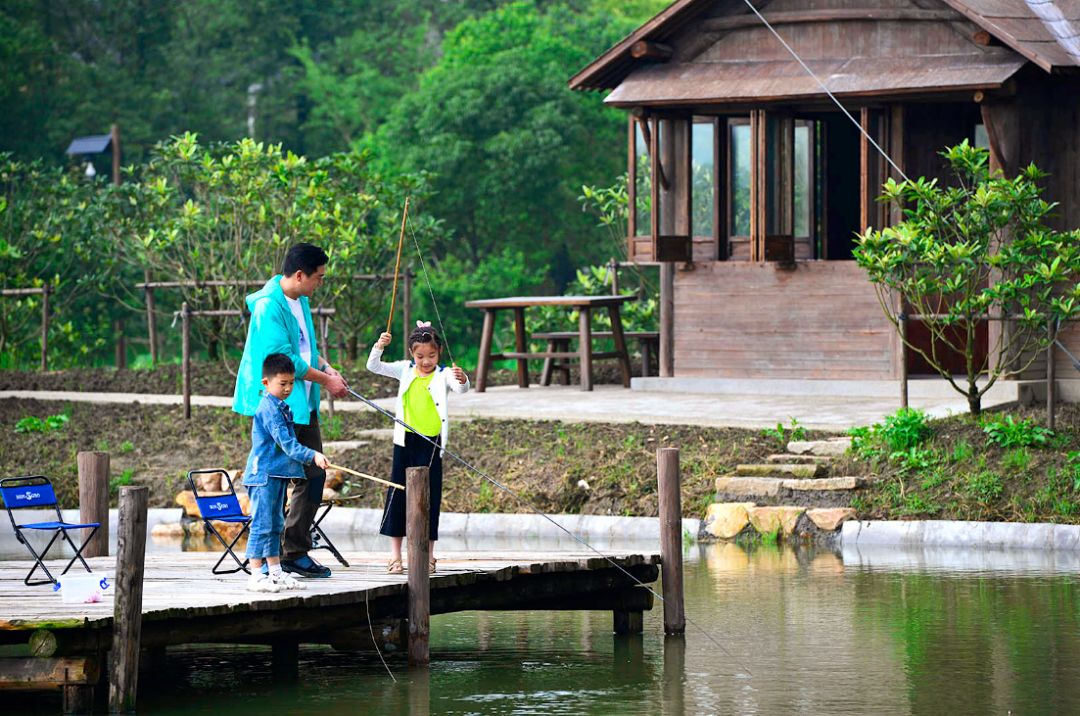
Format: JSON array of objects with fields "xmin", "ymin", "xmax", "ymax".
[
  {"xmin": 347, "ymin": 335, "xmax": 358, "ymax": 362},
  {"xmin": 968, "ymin": 384, "xmax": 981, "ymax": 415}
]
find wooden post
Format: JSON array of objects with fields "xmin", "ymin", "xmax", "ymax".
[
  {"xmin": 109, "ymin": 486, "xmax": 148, "ymax": 714},
  {"xmin": 613, "ymin": 609, "xmax": 644, "ymax": 635},
  {"xmin": 408, "ymin": 665, "xmax": 430, "ymax": 716},
  {"xmin": 77, "ymin": 451, "xmax": 110, "ymax": 558},
  {"xmin": 899, "ymin": 313, "xmax": 909, "ymax": 409},
  {"xmin": 661, "ymin": 635, "xmax": 686, "ymax": 716},
  {"xmin": 403, "ymin": 270, "xmax": 413, "ymax": 358},
  {"xmin": 476, "ymin": 309, "xmax": 495, "ymax": 392},
  {"xmin": 513, "ymin": 307, "xmax": 528, "ymax": 388},
  {"xmin": 114, "ymin": 318, "xmax": 127, "ymax": 369},
  {"xmin": 40, "ymin": 284, "xmax": 50, "ymax": 371},
  {"xmin": 144, "ymin": 279, "xmax": 158, "ymax": 366},
  {"xmin": 271, "ymin": 640, "xmax": 299, "ymax": 680},
  {"xmin": 659, "ymin": 264, "xmax": 674, "ymax": 377},
  {"xmin": 181, "ymin": 302, "xmax": 191, "ymax": 420},
  {"xmin": 609, "ymin": 258, "xmax": 619, "ymax": 296},
  {"xmin": 1047, "ymin": 320, "xmax": 1056, "ymax": 431},
  {"xmin": 406, "ymin": 466, "xmax": 430, "ymax": 666},
  {"xmin": 657, "ymin": 448, "xmax": 685, "ymax": 634},
  {"xmin": 110, "ymin": 124, "xmax": 121, "ymax": 187},
  {"xmin": 64, "ymin": 681, "xmax": 96, "ymax": 715},
  {"xmin": 578, "ymin": 307, "xmax": 593, "ymax": 391},
  {"xmin": 320, "ymin": 313, "xmax": 333, "ymax": 421}
]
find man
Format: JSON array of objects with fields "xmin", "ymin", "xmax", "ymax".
[{"xmin": 233, "ymin": 243, "xmax": 348, "ymax": 578}]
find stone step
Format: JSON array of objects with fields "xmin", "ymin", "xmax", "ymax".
[
  {"xmin": 715, "ymin": 475, "xmax": 865, "ymax": 497},
  {"xmin": 702, "ymin": 502, "xmax": 857, "ymax": 539},
  {"xmin": 358, "ymin": 428, "xmax": 395, "ymax": 440},
  {"xmin": 735, "ymin": 463, "xmax": 826, "ymax": 479},
  {"xmin": 787, "ymin": 437, "xmax": 852, "ymax": 457},
  {"xmin": 766, "ymin": 454, "xmax": 832, "ymax": 465},
  {"xmin": 323, "ymin": 439, "xmax": 370, "ymax": 452}
]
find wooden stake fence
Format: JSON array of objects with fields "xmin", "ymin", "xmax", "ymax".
[{"xmin": 138, "ymin": 272, "xmax": 412, "ymax": 367}]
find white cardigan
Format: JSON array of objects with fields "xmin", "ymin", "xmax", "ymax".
[{"xmin": 366, "ymin": 344, "xmax": 470, "ymax": 453}]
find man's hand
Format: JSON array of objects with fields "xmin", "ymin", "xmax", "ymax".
[
  {"xmin": 375, "ymin": 332, "xmax": 392, "ymax": 349},
  {"xmin": 313, "ymin": 452, "xmax": 330, "ymax": 470},
  {"xmin": 324, "ymin": 372, "xmax": 348, "ymax": 398},
  {"xmin": 451, "ymin": 366, "xmax": 468, "ymax": 384}
]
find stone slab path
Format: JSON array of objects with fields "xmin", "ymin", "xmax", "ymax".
[{"xmin": 0, "ymin": 382, "xmax": 1011, "ymax": 430}]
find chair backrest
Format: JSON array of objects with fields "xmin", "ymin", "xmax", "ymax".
[
  {"xmin": 1, "ymin": 476, "xmax": 58, "ymax": 510},
  {"xmin": 187, "ymin": 469, "xmax": 245, "ymax": 520}
]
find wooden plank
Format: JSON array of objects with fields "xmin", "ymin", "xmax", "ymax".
[
  {"xmin": 465, "ymin": 296, "xmax": 635, "ymax": 309},
  {"xmin": 0, "ymin": 657, "xmax": 99, "ymax": 689}
]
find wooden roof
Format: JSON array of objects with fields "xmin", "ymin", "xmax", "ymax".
[{"xmin": 569, "ymin": 0, "xmax": 1080, "ymax": 95}]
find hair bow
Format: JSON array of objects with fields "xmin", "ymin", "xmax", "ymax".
[{"xmin": 416, "ymin": 320, "xmax": 432, "ymax": 328}]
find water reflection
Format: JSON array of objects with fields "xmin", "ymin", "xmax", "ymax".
[{"xmin": 7, "ymin": 540, "xmax": 1080, "ymax": 715}]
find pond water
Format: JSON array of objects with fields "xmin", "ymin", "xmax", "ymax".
[{"xmin": 9, "ymin": 537, "xmax": 1080, "ymax": 715}]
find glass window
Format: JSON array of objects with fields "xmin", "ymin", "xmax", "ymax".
[
  {"xmin": 730, "ymin": 123, "xmax": 752, "ymax": 237},
  {"xmin": 794, "ymin": 123, "xmax": 811, "ymax": 238},
  {"xmin": 634, "ymin": 127, "xmax": 651, "ymax": 236},
  {"xmin": 974, "ymin": 123, "xmax": 989, "ymax": 150},
  {"xmin": 692, "ymin": 120, "xmax": 715, "ymax": 237}
]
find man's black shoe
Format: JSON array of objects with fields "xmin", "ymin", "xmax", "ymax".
[{"xmin": 281, "ymin": 555, "xmax": 332, "ymax": 578}]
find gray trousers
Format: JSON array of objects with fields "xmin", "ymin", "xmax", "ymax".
[{"xmin": 282, "ymin": 410, "xmax": 325, "ymax": 559}]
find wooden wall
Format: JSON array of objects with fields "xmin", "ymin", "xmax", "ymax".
[{"xmin": 672, "ymin": 260, "xmax": 897, "ymax": 379}]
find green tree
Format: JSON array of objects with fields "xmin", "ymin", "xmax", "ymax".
[
  {"xmin": 854, "ymin": 142, "xmax": 1080, "ymax": 415},
  {"xmin": 373, "ymin": 1, "xmax": 633, "ymax": 279}
]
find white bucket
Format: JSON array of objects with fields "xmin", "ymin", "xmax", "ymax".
[{"xmin": 55, "ymin": 572, "xmax": 112, "ymax": 604}]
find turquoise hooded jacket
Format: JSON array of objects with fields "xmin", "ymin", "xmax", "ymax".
[{"xmin": 232, "ymin": 276, "xmax": 321, "ymax": 425}]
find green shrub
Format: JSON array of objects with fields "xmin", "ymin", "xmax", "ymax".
[
  {"xmin": 965, "ymin": 471, "xmax": 1004, "ymax": 502},
  {"xmin": 109, "ymin": 468, "xmax": 136, "ymax": 493},
  {"xmin": 880, "ymin": 408, "xmax": 932, "ymax": 452},
  {"xmin": 1001, "ymin": 447, "xmax": 1032, "ymax": 473},
  {"xmin": 890, "ymin": 446, "xmax": 937, "ymax": 473},
  {"xmin": 951, "ymin": 439, "xmax": 974, "ymax": 464},
  {"xmin": 760, "ymin": 417, "xmax": 807, "ymax": 448},
  {"xmin": 14, "ymin": 413, "xmax": 69, "ymax": 434},
  {"xmin": 983, "ymin": 415, "xmax": 1052, "ymax": 449}
]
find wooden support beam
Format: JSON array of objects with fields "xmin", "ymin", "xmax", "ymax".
[
  {"xmin": 406, "ymin": 466, "xmax": 431, "ymax": 666},
  {"xmin": 630, "ymin": 40, "xmax": 673, "ymax": 61},
  {"xmin": 701, "ymin": 9, "xmax": 957, "ymax": 32},
  {"xmin": 271, "ymin": 640, "xmax": 299, "ymax": 680},
  {"xmin": 143, "ymin": 279, "xmax": 157, "ymax": 367},
  {"xmin": 613, "ymin": 609, "xmax": 644, "ymax": 635},
  {"xmin": 40, "ymin": 284, "xmax": 50, "ymax": 372},
  {"xmin": 0, "ymin": 656, "xmax": 100, "ymax": 689},
  {"xmin": 77, "ymin": 451, "xmax": 110, "ymax": 558},
  {"xmin": 109, "ymin": 486, "xmax": 148, "ymax": 714},
  {"xmin": 657, "ymin": 448, "xmax": 685, "ymax": 635},
  {"xmin": 181, "ymin": 302, "xmax": 191, "ymax": 420}
]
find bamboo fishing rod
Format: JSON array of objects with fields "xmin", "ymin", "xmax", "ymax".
[
  {"xmin": 385, "ymin": 197, "xmax": 410, "ymax": 335},
  {"xmin": 327, "ymin": 463, "xmax": 404, "ymax": 491}
]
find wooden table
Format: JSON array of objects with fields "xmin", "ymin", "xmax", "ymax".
[{"xmin": 465, "ymin": 295, "xmax": 636, "ymax": 392}]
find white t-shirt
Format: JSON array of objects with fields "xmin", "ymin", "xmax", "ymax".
[{"xmin": 285, "ymin": 296, "xmax": 313, "ymax": 401}]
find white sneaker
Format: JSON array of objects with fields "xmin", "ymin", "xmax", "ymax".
[
  {"xmin": 271, "ymin": 571, "xmax": 307, "ymax": 591},
  {"xmin": 247, "ymin": 574, "xmax": 281, "ymax": 593}
]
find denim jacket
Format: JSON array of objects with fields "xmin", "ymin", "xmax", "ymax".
[{"xmin": 242, "ymin": 393, "xmax": 316, "ymax": 487}]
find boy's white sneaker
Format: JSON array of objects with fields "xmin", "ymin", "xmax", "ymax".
[
  {"xmin": 247, "ymin": 573, "xmax": 281, "ymax": 593},
  {"xmin": 271, "ymin": 571, "xmax": 307, "ymax": 591}
]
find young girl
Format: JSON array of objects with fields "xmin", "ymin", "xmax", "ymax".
[{"xmin": 367, "ymin": 321, "xmax": 469, "ymax": 573}]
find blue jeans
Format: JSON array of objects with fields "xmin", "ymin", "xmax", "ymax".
[{"xmin": 246, "ymin": 478, "xmax": 288, "ymax": 560}]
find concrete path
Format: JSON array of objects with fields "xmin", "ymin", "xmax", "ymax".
[{"xmin": 0, "ymin": 380, "xmax": 1013, "ymax": 429}]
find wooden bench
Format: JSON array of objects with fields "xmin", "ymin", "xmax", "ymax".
[{"xmin": 532, "ymin": 331, "xmax": 659, "ymax": 385}]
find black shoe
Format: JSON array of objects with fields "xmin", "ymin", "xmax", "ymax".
[{"xmin": 281, "ymin": 555, "xmax": 332, "ymax": 578}]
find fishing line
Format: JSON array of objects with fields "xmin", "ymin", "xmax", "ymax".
[
  {"xmin": 404, "ymin": 211, "xmax": 456, "ymax": 367},
  {"xmin": 738, "ymin": 0, "xmax": 909, "ymax": 182},
  {"xmin": 344, "ymin": 383, "xmax": 753, "ymax": 677}
]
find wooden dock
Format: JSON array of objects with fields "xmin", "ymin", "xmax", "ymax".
[{"xmin": 0, "ymin": 550, "xmax": 658, "ymax": 702}]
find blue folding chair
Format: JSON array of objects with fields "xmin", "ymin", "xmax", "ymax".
[
  {"xmin": 187, "ymin": 469, "xmax": 252, "ymax": 575},
  {"xmin": 1, "ymin": 475, "xmax": 100, "ymax": 586}
]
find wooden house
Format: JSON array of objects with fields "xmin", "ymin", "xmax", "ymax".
[{"xmin": 570, "ymin": 0, "xmax": 1080, "ymax": 394}]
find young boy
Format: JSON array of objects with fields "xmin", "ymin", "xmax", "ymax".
[{"xmin": 242, "ymin": 353, "xmax": 330, "ymax": 592}]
